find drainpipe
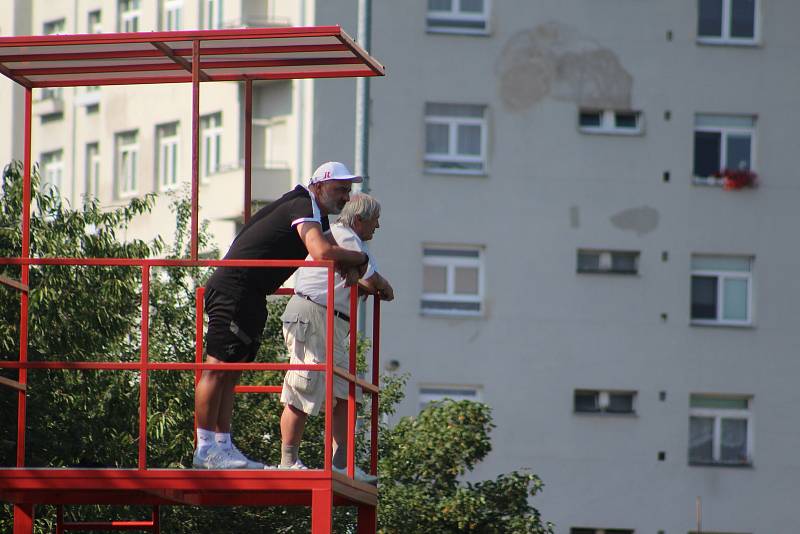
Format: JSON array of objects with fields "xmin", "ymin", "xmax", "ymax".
[{"xmin": 355, "ymin": 0, "xmax": 371, "ymax": 336}]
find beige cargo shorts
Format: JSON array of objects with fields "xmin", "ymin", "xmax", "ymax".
[{"xmin": 280, "ymin": 295, "xmax": 362, "ymax": 416}]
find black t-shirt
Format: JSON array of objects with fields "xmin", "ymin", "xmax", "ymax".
[{"xmin": 206, "ymin": 185, "xmax": 329, "ymax": 298}]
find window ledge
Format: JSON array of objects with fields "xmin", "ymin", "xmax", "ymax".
[
  {"xmin": 426, "ymin": 27, "xmax": 491, "ymax": 37},
  {"xmin": 690, "ymin": 320, "xmax": 755, "ymax": 329},
  {"xmin": 578, "ymin": 128, "xmax": 644, "ymax": 137},
  {"xmin": 696, "ymin": 37, "xmax": 761, "ymax": 48},
  {"xmin": 573, "ymin": 411, "xmax": 638, "ymax": 417},
  {"xmin": 424, "ymin": 168, "xmax": 488, "ymax": 178},
  {"xmin": 576, "ymin": 270, "xmax": 640, "ymax": 276},
  {"xmin": 420, "ymin": 309, "xmax": 484, "ymax": 319},
  {"xmin": 689, "ymin": 461, "xmax": 753, "ymax": 468}
]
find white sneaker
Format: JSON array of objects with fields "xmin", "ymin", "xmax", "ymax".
[
  {"xmin": 276, "ymin": 459, "xmax": 308, "ymax": 470},
  {"xmin": 332, "ymin": 464, "xmax": 379, "ymax": 486},
  {"xmin": 193, "ymin": 445, "xmax": 247, "ymax": 469},
  {"xmin": 227, "ymin": 444, "xmax": 265, "ymax": 469}
]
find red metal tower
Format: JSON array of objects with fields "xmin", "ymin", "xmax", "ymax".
[{"xmin": 0, "ymin": 27, "xmax": 385, "ymax": 533}]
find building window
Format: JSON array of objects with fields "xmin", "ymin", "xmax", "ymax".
[
  {"xmin": 419, "ymin": 385, "xmax": 481, "ymax": 412},
  {"xmin": 697, "ymin": 0, "xmax": 757, "ymax": 44},
  {"xmin": 119, "ymin": 0, "xmax": 141, "ymax": 32},
  {"xmin": 41, "ymin": 19, "xmax": 66, "ymax": 101},
  {"xmin": 262, "ymin": 118, "xmax": 290, "ymax": 168},
  {"xmin": 201, "ymin": 0, "xmax": 224, "ymax": 29},
  {"xmin": 88, "ymin": 10, "xmax": 102, "ymax": 33},
  {"xmin": 156, "ymin": 122, "xmax": 180, "ymax": 191},
  {"xmin": 579, "ymin": 109, "xmax": 643, "ymax": 135},
  {"xmin": 424, "ymin": 103, "xmax": 487, "ymax": 174},
  {"xmin": 571, "ymin": 529, "xmax": 634, "ymax": 534},
  {"xmin": 85, "ymin": 143, "xmax": 101, "ymax": 199},
  {"xmin": 422, "ymin": 246, "xmax": 483, "ymax": 315},
  {"xmin": 40, "ymin": 150, "xmax": 64, "ymax": 192},
  {"xmin": 116, "ymin": 130, "xmax": 139, "ymax": 197},
  {"xmin": 689, "ymin": 395, "xmax": 752, "ymax": 466},
  {"xmin": 691, "ymin": 255, "xmax": 752, "ymax": 325},
  {"xmin": 160, "ymin": 0, "xmax": 183, "ymax": 30},
  {"xmin": 574, "ymin": 390, "xmax": 636, "ymax": 415},
  {"xmin": 201, "ymin": 112, "xmax": 222, "ymax": 180},
  {"xmin": 577, "ymin": 250, "xmax": 639, "ymax": 275},
  {"xmin": 693, "ymin": 114, "xmax": 755, "ymax": 182},
  {"xmin": 427, "ymin": 0, "xmax": 490, "ymax": 35}
]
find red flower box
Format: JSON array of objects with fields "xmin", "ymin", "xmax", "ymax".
[{"xmin": 713, "ymin": 169, "xmax": 758, "ymax": 190}]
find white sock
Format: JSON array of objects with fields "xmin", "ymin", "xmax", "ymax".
[
  {"xmin": 197, "ymin": 428, "xmax": 215, "ymax": 453},
  {"xmin": 215, "ymin": 432, "xmax": 232, "ymax": 451}
]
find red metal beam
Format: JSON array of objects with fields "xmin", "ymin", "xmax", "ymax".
[
  {"xmin": 139, "ymin": 266, "xmax": 150, "ymax": 469},
  {"xmin": 370, "ymin": 299, "xmax": 381, "ymax": 475},
  {"xmin": 190, "ymin": 39, "xmax": 200, "ymax": 260},
  {"xmin": 17, "ymin": 87, "xmax": 32, "ymax": 469},
  {"xmin": 324, "ymin": 269, "xmax": 335, "ymax": 473},
  {"xmin": 0, "ymin": 44, "xmax": 349, "ymax": 64},
  {"xmin": 347, "ymin": 286, "xmax": 358, "ymax": 478},
  {"xmin": 0, "ymin": 62, "xmax": 32, "ymax": 88},
  {"xmin": 0, "ymin": 362, "xmax": 329, "ymax": 371},
  {"xmin": 244, "ymin": 79, "xmax": 252, "ymax": 224},
  {"xmin": 0, "ymin": 257, "xmax": 334, "ymax": 268},
  {"xmin": 150, "ymin": 41, "xmax": 210, "ymax": 82},
  {"xmin": 0, "ymin": 274, "xmax": 28, "ymax": 292}
]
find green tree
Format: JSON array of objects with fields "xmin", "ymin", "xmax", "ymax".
[{"xmin": 0, "ymin": 162, "xmax": 552, "ymax": 533}]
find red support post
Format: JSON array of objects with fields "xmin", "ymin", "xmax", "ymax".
[
  {"xmin": 139, "ymin": 265, "xmax": 150, "ymax": 469},
  {"xmin": 17, "ymin": 86, "xmax": 32, "ymax": 468},
  {"xmin": 13, "ymin": 503, "xmax": 34, "ymax": 534},
  {"xmin": 311, "ymin": 488, "xmax": 333, "ymax": 534},
  {"xmin": 357, "ymin": 504, "xmax": 377, "ymax": 534},
  {"xmin": 152, "ymin": 506, "xmax": 160, "ymax": 534},
  {"xmin": 190, "ymin": 39, "xmax": 200, "ymax": 260},
  {"xmin": 347, "ymin": 285, "xmax": 358, "ymax": 478},
  {"xmin": 370, "ymin": 298, "xmax": 381, "ymax": 475},
  {"xmin": 244, "ymin": 79, "xmax": 252, "ymax": 223},
  {"xmin": 324, "ymin": 266, "xmax": 335, "ymax": 472}
]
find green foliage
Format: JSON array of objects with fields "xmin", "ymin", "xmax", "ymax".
[{"xmin": 0, "ymin": 161, "xmax": 552, "ymax": 533}]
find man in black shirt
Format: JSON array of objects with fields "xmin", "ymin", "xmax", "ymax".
[{"xmin": 193, "ymin": 162, "xmax": 370, "ymax": 469}]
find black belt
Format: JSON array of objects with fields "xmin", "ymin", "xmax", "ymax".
[{"xmin": 299, "ymin": 294, "xmax": 350, "ymax": 322}]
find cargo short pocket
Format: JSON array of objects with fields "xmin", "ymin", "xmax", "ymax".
[
  {"xmin": 282, "ymin": 312, "xmax": 310, "ymax": 342},
  {"xmin": 285, "ymin": 368, "xmax": 320, "ymax": 395}
]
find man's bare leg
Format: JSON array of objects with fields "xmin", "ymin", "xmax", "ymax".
[{"xmin": 280, "ymin": 403, "xmax": 309, "ymax": 466}]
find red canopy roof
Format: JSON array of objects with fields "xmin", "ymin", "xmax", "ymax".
[{"xmin": 0, "ymin": 26, "xmax": 385, "ymax": 88}]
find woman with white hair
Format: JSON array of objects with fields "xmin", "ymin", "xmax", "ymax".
[{"xmin": 278, "ymin": 193, "xmax": 394, "ymax": 483}]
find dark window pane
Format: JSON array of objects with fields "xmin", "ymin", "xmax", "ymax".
[
  {"xmin": 571, "ymin": 530, "xmax": 595, "ymax": 534},
  {"xmin": 689, "ymin": 416, "xmax": 714, "ymax": 463},
  {"xmin": 731, "ymin": 0, "xmax": 755, "ymax": 38},
  {"xmin": 611, "ymin": 252, "xmax": 638, "ymax": 273},
  {"xmin": 574, "ymin": 391, "xmax": 599, "ymax": 412},
  {"xmin": 607, "ymin": 393, "xmax": 634, "ymax": 413},
  {"xmin": 577, "ymin": 251, "xmax": 600, "ymax": 272},
  {"xmin": 691, "ymin": 275, "xmax": 718, "ymax": 319},
  {"xmin": 726, "ymin": 134, "xmax": 752, "ymax": 170},
  {"xmin": 698, "ymin": 0, "xmax": 723, "ymax": 37},
  {"xmin": 694, "ymin": 131, "xmax": 721, "ymax": 177},
  {"xmin": 579, "ymin": 111, "xmax": 602, "ymax": 127},
  {"xmin": 721, "ymin": 418, "xmax": 748, "ymax": 463},
  {"xmin": 614, "ymin": 112, "xmax": 638, "ymax": 129}
]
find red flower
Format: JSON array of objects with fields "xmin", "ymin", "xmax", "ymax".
[{"xmin": 713, "ymin": 169, "xmax": 758, "ymax": 190}]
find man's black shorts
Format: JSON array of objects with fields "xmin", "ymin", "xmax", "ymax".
[{"xmin": 204, "ymin": 287, "xmax": 267, "ymax": 363}]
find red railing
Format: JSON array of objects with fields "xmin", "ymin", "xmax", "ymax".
[{"xmin": 0, "ymin": 257, "xmax": 381, "ymax": 479}]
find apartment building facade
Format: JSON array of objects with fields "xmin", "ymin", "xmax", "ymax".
[{"xmin": 2, "ymin": 1, "xmax": 800, "ymax": 533}]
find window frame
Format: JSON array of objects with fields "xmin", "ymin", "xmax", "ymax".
[
  {"xmin": 160, "ymin": 0, "xmax": 183, "ymax": 31},
  {"xmin": 40, "ymin": 149, "xmax": 64, "ymax": 193},
  {"xmin": 116, "ymin": 130, "xmax": 139, "ymax": 198},
  {"xmin": 424, "ymin": 105, "xmax": 488, "ymax": 175},
  {"xmin": 87, "ymin": 10, "xmax": 102, "ymax": 34},
  {"xmin": 200, "ymin": 112, "xmax": 222, "ymax": 181},
  {"xmin": 578, "ymin": 109, "xmax": 644, "ymax": 136},
  {"xmin": 697, "ymin": 0, "xmax": 760, "ymax": 46},
  {"xmin": 693, "ymin": 115, "xmax": 756, "ymax": 183},
  {"xmin": 85, "ymin": 142, "xmax": 101, "ymax": 199},
  {"xmin": 421, "ymin": 246, "xmax": 484, "ymax": 316},
  {"xmin": 201, "ymin": 0, "xmax": 224, "ymax": 30},
  {"xmin": 118, "ymin": 0, "xmax": 142, "ymax": 33},
  {"xmin": 576, "ymin": 249, "xmax": 640, "ymax": 275},
  {"xmin": 41, "ymin": 19, "xmax": 66, "ymax": 101},
  {"xmin": 156, "ymin": 122, "xmax": 180, "ymax": 191},
  {"xmin": 427, "ymin": 0, "xmax": 491, "ymax": 35},
  {"xmin": 573, "ymin": 389, "xmax": 637, "ymax": 415},
  {"xmin": 419, "ymin": 384, "xmax": 482, "ymax": 412},
  {"xmin": 690, "ymin": 256, "xmax": 753, "ymax": 326},
  {"xmin": 689, "ymin": 395, "xmax": 753, "ymax": 466}
]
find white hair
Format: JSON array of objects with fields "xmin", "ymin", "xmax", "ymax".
[{"xmin": 337, "ymin": 193, "xmax": 381, "ymax": 228}]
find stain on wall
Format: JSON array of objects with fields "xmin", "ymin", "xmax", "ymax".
[
  {"xmin": 569, "ymin": 205, "xmax": 580, "ymax": 229},
  {"xmin": 497, "ymin": 22, "xmax": 633, "ymax": 111},
  {"xmin": 610, "ymin": 206, "xmax": 659, "ymax": 236}
]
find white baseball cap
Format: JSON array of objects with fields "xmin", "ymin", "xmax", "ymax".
[{"xmin": 308, "ymin": 161, "xmax": 363, "ymax": 185}]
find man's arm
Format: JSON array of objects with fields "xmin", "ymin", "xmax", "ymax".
[
  {"xmin": 359, "ymin": 272, "xmax": 394, "ymax": 301},
  {"xmin": 296, "ymin": 222, "xmax": 368, "ymax": 286}
]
